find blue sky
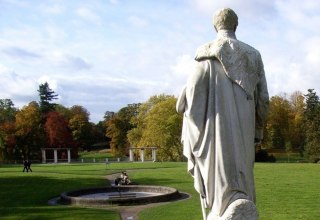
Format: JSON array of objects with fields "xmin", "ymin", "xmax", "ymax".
[{"xmin": 1, "ymin": 0, "xmax": 320, "ymax": 122}]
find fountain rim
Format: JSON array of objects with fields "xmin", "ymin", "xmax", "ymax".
[{"xmin": 60, "ymin": 185, "xmax": 182, "ymax": 206}]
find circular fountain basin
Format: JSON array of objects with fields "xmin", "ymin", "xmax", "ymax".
[{"xmin": 60, "ymin": 185, "xmax": 181, "ymax": 206}]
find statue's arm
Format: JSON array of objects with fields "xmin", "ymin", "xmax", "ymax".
[
  {"xmin": 176, "ymin": 86, "xmax": 186, "ymax": 113},
  {"xmin": 184, "ymin": 61, "xmax": 210, "ymax": 147},
  {"xmin": 255, "ymin": 58, "xmax": 269, "ymax": 141}
]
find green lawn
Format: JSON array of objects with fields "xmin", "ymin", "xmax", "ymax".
[
  {"xmin": 78, "ymin": 151, "xmax": 113, "ymax": 159},
  {"xmin": 0, "ymin": 162, "xmax": 319, "ymax": 220}
]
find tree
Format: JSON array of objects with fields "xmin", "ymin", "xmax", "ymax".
[
  {"xmin": 0, "ymin": 121, "xmax": 16, "ymax": 161},
  {"xmin": 288, "ymin": 91, "xmax": 305, "ymax": 155},
  {"xmin": 38, "ymin": 82, "xmax": 58, "ymax": 114},
  {"xmin": 0, "ymin": 99, "xmax": 17, "ymax": 161},
  {"xmin": 104, "ymin": 111, "xmax": 115, "ymax": 122},
  {"xmin": 127, "ymin": 94, "xmax": 170, "ymax": 148},
  {"xmin": 106, "ymin": 104, "xmax": 140, "ymax": 156},
  {"xmin": 127, "ymin": 94, "xmax": 183, "ymax": 161},
  {"xmin": 137, "ymin": 96, "xmax": 183, "ymax": 161},
  {"xmin": 264, "ymin": 94, "xmax": 291, "ymax": 149},
  {"xmin": 304, "ymin": 89, "xmax": 320, "ymax": 162},
  {"xmin": 45, "ymin": 111, "xmax": 75, "ymax": 150},
  {"xmin": 15, "ymin": 102, "xmax": 43, "ymax": 159},
  {"xmin": 55, "ymin": 104, "xmax": 72, "ymax": 121},
  {"xmin": 0, "ymin": 99, "xmax": 17, "ymax": 123},
  {"xmin": 68, "ymin": 105, "xmax": 93, "ymax": 150}
]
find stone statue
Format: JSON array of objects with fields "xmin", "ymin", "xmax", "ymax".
[{"xmin": 176, "ymin": 8, "xmax": 269, "ymax": 220}]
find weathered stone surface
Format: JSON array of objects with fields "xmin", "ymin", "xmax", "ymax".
[
  {"xmin": 177, "ymin": 7, "xmax": 269, "ymax": 220},
  {"xmin": 207, "ymin": 199, "xmax": 258, "ymax": 220}
]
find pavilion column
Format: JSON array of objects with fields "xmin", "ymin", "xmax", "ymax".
[
  {"xmin": 129, "ymin": 148, "xmax": 134, "ymax": 162},
  {"xmin": 41, "ymin": 149, "xmax": 46, "ymax": 163},
  {"xmin": 54, "ymin": 149, "xmax": 58, "ymax": 163},
  {"xmin": 67, "ymin": 149, "xmax": 71, "ymax": 163},
  {"xmin": 152, "ymin": 148, "xmax": 157, "ymax": 162},
  {"xmin": 140, "ymin": 148, "xmax": 145, "ymax": 162}
]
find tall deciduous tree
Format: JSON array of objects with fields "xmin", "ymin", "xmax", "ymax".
[
  {"xmin": 15, "ymin": 102, "xmax": 43, "ymax": 159},
  {"xmin": 127, "ymin": 94, "xmax": 171, "ymax": 148},
  {"xmin": 0, "ymin": 121, "xmax": 16, "ymax": 161},
  {"xmin": 137, "ymin": 96, "xmax": 183, "ymax": 161},
  {"xmin": 264, "ymin": 94, "xmax": 291, "ymax": 149},
  {"xmin": 289, "ymin": 91, "xmax": 305, "ymax": 155},
  {"xmin": 106, "ymin": 104, "xmax": 140, "ymax": 156},
  {"xmin": 68, "ymin": 105, "xmax": 93, "ymax": 150},
  {"xmin": 45, "ymin": 111, "xmax": 75, "ymax": 150},
  {"xmin": 0, "ymin": 99, "xmax": 17, "ymax": 161},
  {"xmin": 0, "ymin": 99, "xmax": 17, "ymax": 123}
]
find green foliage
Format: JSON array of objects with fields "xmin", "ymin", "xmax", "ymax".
[
  {"xmin": 264, "ymin": 95, "xmax": 291, "ymax": 149},
  {"xmin": 127, "ymin": 94, "xmax": 183, "ymax": 161},
  {"xmin": 106, "ymin": 104, "xmax": 140, "ymax": 156},
  {"xmin": 304, "ymin": 89, "xmax": 320, "ymax": 162},
  {"xmin": 15, "ymin": 102, "xmax": 44, "ymax": 159},
  {"xmin": 38, "ymin": 82, "xmax": 58, "ymax": 114},
  {"xmin": 69, "ymin": 105, "xmax": 92, "ymax": 149},
  {"xmin": 288, "ymin": 91, "xmax": 305, "ymax": 155},
  {"xmin": 128, "ymin": 94, "xmax": 171, "ymax": 148},
  {"xmin": 140, "ymin": 96, "xmax": 183, "ymax": 161},
  {"xmin": 263, "ymin": 91, "xmax": 306, "ymax": 155},
  {"xmin": 0, "ymin": 99, "xmax": 17, "ymax": 123},
  {"xmin": 0, "ymin": 85, "xmax": 109, "ymax": 161},
  {"xmin": 0, "ymin": 99, "xmax": 17, "ymax": 160},
  {"xmin": 0, "ymin": 121, "xmax": 16, "ymax": 161}
]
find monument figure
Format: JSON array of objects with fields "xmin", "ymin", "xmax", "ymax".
[{"xmin": 177, "ymin": 8, "xmax": 269, "ymax": 220}]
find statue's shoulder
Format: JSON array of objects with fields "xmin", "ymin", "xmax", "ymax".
[
  {"xmin": 236, "ymin": 40, "xmax": 261, "ymax": 57},
  {"xmin": 194, "ymin": 40, "xmax": 219, "ymax": 61},
  {"xmin": 195, "ymin": 39, "xmax": 261, "ymax": 61}
]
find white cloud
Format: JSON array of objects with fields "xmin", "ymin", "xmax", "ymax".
[
  {"xmin": 168, "ymin": 54, "xmax": 198, "ymax": 96},
  {"xmin": 109, "ymin": 0, "xmax": 119, "ymax": 5},
  {"xmin": 2, "ymin": 47, "xmax": 41, "ymax": 60},
  {"xmin": 188, "ymin": 0, "xmax": 275, "ymax": 18},
  {"xmin": 0, "ymin": 64, "xmax": 38, "ymax": 105},
  {"xmin": 76, "ymin": 7, "xmax": 101, "ymax": 25},
  {"xmin": 41, "ymin": 4, "xmax": 65, "ymax": 14},
  {"xmin": 171, "ymin": 55, "xmax": 197, "ymax": 77},
  {"xmin": 1, "ymin": 1, "xmax": 320, "ymax": 122},
  {"xmin": 47, "ymin": 51, "xmax": 91, "ymax": 70},
  {"xmin": 128, "ymin": 16, "xmax": 149, "ymax": 28}
]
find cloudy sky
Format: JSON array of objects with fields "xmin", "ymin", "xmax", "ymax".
[{"xmin": 0, "ymin": 0, "xmax": 319, "ymax": 122}]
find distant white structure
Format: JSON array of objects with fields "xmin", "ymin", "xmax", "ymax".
[
  {"xmin": 129, "ymin": 147, "xmax": 158, "ymax": 162},
  {"xmin": 41, "ymin": 148, "xmax": 71, "ymax": 163}
]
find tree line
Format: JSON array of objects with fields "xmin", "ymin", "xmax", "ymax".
[
  {"xmin": 0, "ymin": 82, "xmax": 106, "ymax": 162},
  {"xmin": 1, "ymin": 84, "xmax": 320, "ymax": 162},
  {"xmin": 262, "ymin": 89, "xmax": 320, "ymax": 162},
  {"xmin": 105, "ymin": 90, "xmax": 320, "ymax": 162}
]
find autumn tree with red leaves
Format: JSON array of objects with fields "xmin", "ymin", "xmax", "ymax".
[{"xmin": 45, "ymin": 111, "xmax": 75, "ymax": 148}]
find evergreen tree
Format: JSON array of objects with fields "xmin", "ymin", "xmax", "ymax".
[
  {"xmin": 38, "ymin": 82, "xmax": 58, "ymax": 114},
  {"xmin": 304, "ymin": 89, "xmax": 320, "ymax": 162}
]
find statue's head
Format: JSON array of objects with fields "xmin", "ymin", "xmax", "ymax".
[{"xmin": 213, "ymin": 8, "xmax": 238, "ymax": 32}]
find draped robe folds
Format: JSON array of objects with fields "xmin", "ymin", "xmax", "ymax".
[{"xmin": 177, "ymin": 31, "xmax": 269, "ymax": 217}]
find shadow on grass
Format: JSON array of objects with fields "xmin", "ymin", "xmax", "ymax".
[
  {"xmin": 0, "ymin": 176, "xmax": 105, "ymax": 207},
  {"xmin": 0, "ymin": 206, "xmax": 120, "ymax": 220},
  {"xmin": 131, "ymin": 177, "xmax": 189, "ymax": 186},
  {"xmin": 0, "ymin": 175, "xmax": 120, "ymax": 219}
]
